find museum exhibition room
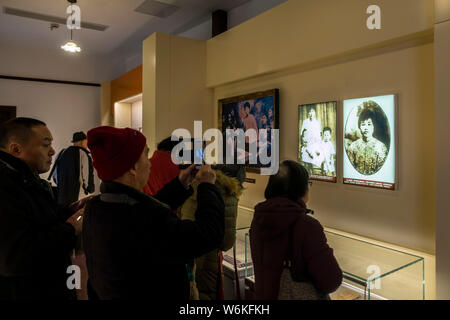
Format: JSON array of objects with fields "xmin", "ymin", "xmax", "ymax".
[{"xmin": 0, "ymin": 0, "xmax": 449, "ymax": 304}]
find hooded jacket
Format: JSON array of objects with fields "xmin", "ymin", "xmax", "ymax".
[
  {"xmin": 250, "ymin": 197, "xmax": 342, "ymax": 300},
  {"xmin": 180, "ymin": 170, "xmax": 243, "ymax": 300}
]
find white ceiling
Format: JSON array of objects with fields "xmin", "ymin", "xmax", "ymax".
[{"xmin": 0, "ymin": 0, "xmax": 251, "ymax": 55}]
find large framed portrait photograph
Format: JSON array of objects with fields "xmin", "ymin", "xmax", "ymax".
[
  {"xmin": 218, "ymin": 89, "xmax": 279, "ymax": 172},
  {"xmin": 343, "ymin": 94, "xmax": 396, "ymax": 190},
  {"xmin": 298, "ymin": 101, "xmax": 337, "ymax": 183}
]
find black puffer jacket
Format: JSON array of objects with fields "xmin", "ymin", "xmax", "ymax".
[
  {"xmin": 0, "ymin": 151, "xmax": 77, "ymax": 300},
  {"xmin": 83, "ymin": 178, "xmax": 225, "ymax": 300}
]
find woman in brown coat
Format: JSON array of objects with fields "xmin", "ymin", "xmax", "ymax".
[{"xmin": 250, "ymin": 160, "xmax": 342, "ymax": 300}]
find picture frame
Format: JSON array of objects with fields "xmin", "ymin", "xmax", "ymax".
[
  {"xmin": 342, "ymin": 94, "xmax": 397, "ymax": 190},
  {"xmin": 218, "ymin": 89, "xmax": 279, "ymax": 173},
  {"xmin": 298, "ymin": 101, "xmax": 338, "ymax": 183}
]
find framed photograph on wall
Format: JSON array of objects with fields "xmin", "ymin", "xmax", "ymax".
[
  {"xmin": 343, "ymin": 94, "xmax": 397, "ymax": 190},
  {"xmin": 218, "ymin": 89, "xmax": 279, "ymax": 172},
  {"xmin": 298, "ymin": 101, "xmax": 338, "ymax": 183}
]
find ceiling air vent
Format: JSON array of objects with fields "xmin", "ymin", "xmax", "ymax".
[
  {"xmin": 2, "ymin": 6, "xmax": 109, "ymax": 32},
  {"xmin": 134, "ymin": 0, "xmax": 179, "ymax": 18}
]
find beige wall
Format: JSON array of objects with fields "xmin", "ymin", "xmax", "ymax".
[
  {"xmin": 101, "ymin": 82, "xmax": 113, "ymax": 126},
  {"xmin": 143, "ymin": 34, "xmax": 158, "ymax": 151},
  {"xmin": 434, "ymin": 0, "xmax": 450, "ymax": 299},
  {"xmin": 207, "ymin": 0, "xmax": 436, "ymax": 254},
  {"xmin": 143, "ymin": 33, "xmax": 213, "ymax": 151},
  {"xmin": 215, "ymin": 43, "xmax": 435, "ymax": 253},
  {"xmin": 131, "ymin": 100, "xmax": 143, "ymax": 131},
  {"xmin": 114, "ymin": 103, "xmax": 132, "ymax": 128},
  {"xmin": 207, "ymin": 0, "xmax": 434, "ymax": 87}
]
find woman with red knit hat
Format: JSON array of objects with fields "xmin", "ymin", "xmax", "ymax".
[{"xmin": 82, "ymin": 126, "xmax": 225, "ymax": 300}]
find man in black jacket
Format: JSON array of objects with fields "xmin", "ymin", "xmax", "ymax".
[
  {"xmin": 83, "ymin": 126, "xmax": 225, "ymax": 300},
  {"xmin": 48, "ymin": 131, "xmax": 95, "ymax": 206},
  {"xmin": 0, "ymin": 118, "xmax": 84, "ymax": 300}
]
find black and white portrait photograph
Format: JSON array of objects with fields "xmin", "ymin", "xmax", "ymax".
[
  {"xmin": 343, "ymin": 95, "xmax": 396, "ymax": 190},
  {"xmin": 298, "ymin": 101, "xmax": 337, "ymax": 182},
  {"xmin": 344, "ymin": 100, "xmax": 390, "ymax": 175}
]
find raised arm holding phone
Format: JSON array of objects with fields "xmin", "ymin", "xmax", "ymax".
[{"xmin": 82, "ymin": 126, "xmax": 225, "ymax": 300}]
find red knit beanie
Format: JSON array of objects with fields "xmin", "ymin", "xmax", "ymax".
[{"xmin": 87, "ymin": 126, "xmax": 146, "ymax": 181}]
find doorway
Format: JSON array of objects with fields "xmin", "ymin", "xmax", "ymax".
[{"xmin": 114, "ymin": 94, "xmax": 142, "ymax": 131}]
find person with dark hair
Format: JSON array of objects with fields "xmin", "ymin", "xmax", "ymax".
[
  {"xmin": 82, "ymin": 126, "xmax": 225, "ymax": 300},
  {"xmin": 267, "ymin": 108, "xmax": 274, "ymax": 129},
  {"xmin": 320, "ymin": 127, "xmax": 336, "ymax": 175},
  {"xmin": 142, "ymin": 136, "xmax": 181, "ymax": 196},
  {"xmin": 347, "ymin": 106, "xmax": 388, "ymax": 175},
  {"xmin": 253, "ymin": 101, "xmax": 265, "ymax": 129},
  {"xmin": 180, "ymin": 164, "xmax": 245, "ymax": 300},
  {"xmin": 242, "ymin": 102, "xmax": 258, "ymax": 140},
  {"xmin": 0, "ymin": 118, "xmax": 84, "ymax": 300},
  {"xmin": 250, "ymin": 160, "xmax": 342, "ymax": 300},
  {"xmin": 300, "ymin": 107, "xmax": 322, "ymax": 170},
  {"xmin": 48, "ymin": 131, "xmax": 95, "ymax": 206}
]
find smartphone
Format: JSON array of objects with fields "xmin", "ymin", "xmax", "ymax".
[{"xmin": 178, "ymin": 139, "xmax": 205, "ymax": 170}]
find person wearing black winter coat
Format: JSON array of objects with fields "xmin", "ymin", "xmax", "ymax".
[
  {"xmin": 83, "ymin": 126, "xmax": 225, "ymax": 300},
  {"xmin": 49, "ymin": 132, "xmax": 95, "ymax": 206},
  {"xmin": 84, "ymin": 178, "xmax": 225, "ymax": 300},
  {"xmin": 0, "ymin": 118, "xmax": 84, "ymax": 300}
]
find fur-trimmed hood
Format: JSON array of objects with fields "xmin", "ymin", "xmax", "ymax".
[{"xmin": 214, "ymin": 170, "xmax": 243, "ymax": 198}]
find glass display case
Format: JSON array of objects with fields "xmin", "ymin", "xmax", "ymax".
[
  {"xmin": 222, "ymin": 227, "xmax": 253, "ymax": 299},
  {"xmin": 325, "ymin": 230, "xmax": 424, "ymax": 300},
  {"xmin": 223, "ymin": 227, "xmax": 253, "ymax": 278},
  {"xmin": 242, "ymin": 229, "xmax": 424, "ymax": 300}
]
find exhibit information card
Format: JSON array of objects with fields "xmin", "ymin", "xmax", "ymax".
[{"xmin": 343, "ymin": 94, "xmax": 396, "ymax": 190}]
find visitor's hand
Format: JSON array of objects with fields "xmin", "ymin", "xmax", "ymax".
[
  {"xmin": 67, "ymin": 208, "xmax": 84, "ymax": 236},
  {"xmin": 179, "ymin": 164, "xmax": 197, "ymax": 188},
  {"xmin": 195, "ymin": 165, "xmax": 216, "ymax": 185},
  {"xmin": 68, "ymin": 195, "xmax": 95, "ymax": 214}
]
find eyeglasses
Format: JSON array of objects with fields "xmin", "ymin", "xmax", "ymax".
[{"xmin": 308, "ymin": 181, "xmax": 313, "ymax": 187}]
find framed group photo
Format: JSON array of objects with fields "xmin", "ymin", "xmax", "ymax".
[
  {"xmin": 298, "ymin": 101, "xmax": 338, "ymax": 183},
  {"xmin": 218, "ymin": 89, "xmax": 279, "ymax": 172}
]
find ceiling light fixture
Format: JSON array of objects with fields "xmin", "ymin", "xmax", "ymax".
[
  {"xmin": 61, "ymin": 0, "xmax": 81, "ymax": 53},
  {"xmin": 61, "ymin": 29, "xmax": 81, "ymax": 53}
]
